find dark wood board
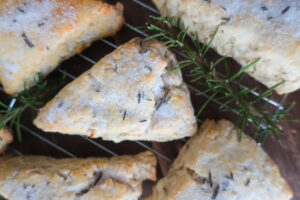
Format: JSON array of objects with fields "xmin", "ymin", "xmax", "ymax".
[{"xmin": 1, "ymin": 0, "xmax": 299, "ymax": 199}]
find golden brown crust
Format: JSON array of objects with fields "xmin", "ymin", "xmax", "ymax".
[
  {"xmin": 0, "ymin": 0, "xmax": 124, "ymax": 95},
  {"xmin": 149, "ymin": 119, "xmax": 293, "ymax": 200},
  {"xmin": 0, "ymin": 151, "xmax": 156, "ymax": 200},
  {"xmin": 34, "ymin": 37, "xmax": 197, "ymax": 142}
]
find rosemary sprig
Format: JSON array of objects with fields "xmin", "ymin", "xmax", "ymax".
[
  {"xmin": 0, "ymin": 74, "xmax": 66, "ymax": 141},
  {"xmin": 142, "ymin": 16, "xmax": 295, "ymax": 143}
]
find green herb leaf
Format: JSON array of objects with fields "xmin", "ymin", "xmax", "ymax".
[
  {"xmin": 0, "ymin": 74, "xmax": 66, "ymax": 142},
  {"xmin": 142, "ymin": 16, "xmax": 295, "ymax": 143}
]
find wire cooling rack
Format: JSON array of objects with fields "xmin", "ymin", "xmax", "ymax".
[{"xmin": 0, "ymin": 0, "xmax": 291, "ymax": 196}]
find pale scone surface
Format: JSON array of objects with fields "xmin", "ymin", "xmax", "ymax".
[
  {"xmin": 148, "ymin": 119, "xmax": 293, "ymax": 200},
  {"xmin": 34, "ymin": 38, "xmax": 197, "ymax": 142},
  {"xmin": 0, "ymin": 0, "xmax": 124, "ymax": 95},
  {"xmin": 0, "ymin": 151, "xmax": 156, "ymax": 200},
  {"xmin": 153, "ymin": 0, "xmax": 300, "ymax": 94}
]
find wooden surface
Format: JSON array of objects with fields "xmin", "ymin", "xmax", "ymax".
[{"xmin": 1, "ymin": 0, "xmax": 299, "ymax": 199}]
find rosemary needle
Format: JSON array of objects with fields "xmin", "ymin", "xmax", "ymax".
[
  {"xmin": 0, "ymin": 17, "xmax": 295, "ymax": 144},
  {"xmin": 0, "ymin": 74, "xmax": 66, "ymax": 141},
  {"xmin": 142, "ymin": 16, "xmax": 295, "ymax": 143}
]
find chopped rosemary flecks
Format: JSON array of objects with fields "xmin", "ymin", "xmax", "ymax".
[
  {"xmin": 221, "ymin": 17, "xmax": 231, "ymax": 22},
  {"xmin": 139, "ymin": 120, "xmax": 147, "ymax": 122},
  {"xmin": 261, "ymin": 6, "xmax": 268, "ymax": 11},
  {"xmin": 0, "ymin": 74, "xmax": 66, "ymax": 141},
  {"xmin": 156, "ymin": 89, "xmax": 170, "ymax": 110},
  {"xmin": 230, "ymin": 172, "xmax": 233, "ymax": 180},
  {"xmin": 21, "ymin": 32, "xmax": 34, "ymax": 48},
  {"xmin": 38, "ymin": 22, "xmax": 45, "ymax": 27},
  {"xmin": 208, "ymin": 171, "xmax": 213, "ymax": 187},
  {"xmin": 211, "ymin": 185, "xmax": 219, "ymax": 200},
  {"xmin": 17, "ymin": 8, "xmax": 25, "ymax": 13},
  {"xmin": 281, "ymin": 6, "xmax": 290, "ymax": 14},
  {"xmin": 141, "ymin": 16, "xmax": 296, "ymax": 143},
  {"xmin": 245, "ymin": 178, "xmax": 251, "ymax": 186},
  {"xmin": 137, "ymin": 93, "xmax": 141, "ymax": 104},
  {"xmin": 163, "ymin": 187, "xmax": 168, "ymax": 193},
  {"xmin": 225, "ymin": 172, "xmax": 234, "ymax": 180},
  {"xmin": 123, "ymin": 110, "xmax": 127, "ymax": 120}
]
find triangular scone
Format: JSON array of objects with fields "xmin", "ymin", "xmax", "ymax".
[
  {"xmin": 148, "ymin": 120, "xmax": 293, "ymax": 200},
  {"xmin": 0, "ymin": 0, "xmax": 124, "ymax": 95},
  {"xmin": 0, "ymin": 151, "xmax": 156, "ymax": 200},
  {"xmin": 153, "ymin": 0, "xmax": 300, "ymax": 94},
  {"xmin": 34, "ymin": 38, "xmax": 197, "ymax": 142}
]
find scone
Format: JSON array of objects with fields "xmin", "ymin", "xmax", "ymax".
[
  {"xmin": 34, "ymin": 38, "xmax": 197, "ymax": 143},
  {"xmin": 152, "ymin": 0, "xmax": 300, "ymax": 94},
  {"xmin": 0, "ymin": 151, "xmax": 156, "ymax": 200},
  {"xmin": 0, "ymin": 0, "xmax": 124, "ymax": 95},
  {"xmin": 148, "ymin": 120, "xmax": 293, "ymax": 200},
  {"xmin": 0, "ymin": 125, "xmax": 13, "ymax": 154}
]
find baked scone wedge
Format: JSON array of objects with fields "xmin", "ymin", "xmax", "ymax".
[
  {"xmin": 147, "ymin": 119, "xmax": 293, "ymax": 200},
  {"xmin": 0, "ymin": 151, "xmax": 156, "ymax": 200},
  {"xmin": 34, "ymin": 38, "xmax": 197, "ymax": 142},
  {"xmin": 0, "ymin": 125, "xmax": 13, "ymax": 154},
  {"xmin": 152, "ymin": 0, "xmax": 300, "ymax": 94},
  {"xmin": 0, "ymin": 0, "xmax": 124, "ymax": 95}
]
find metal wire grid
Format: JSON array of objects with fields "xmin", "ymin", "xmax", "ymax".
[{"xmin": 1, "ymin": 0, "xmax": 289, "ymax": 165}]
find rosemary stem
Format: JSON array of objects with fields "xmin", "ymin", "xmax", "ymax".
[{"xmin": 142, "ymin": 16, "xmax": 295, "ymax": 142}]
